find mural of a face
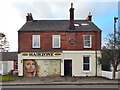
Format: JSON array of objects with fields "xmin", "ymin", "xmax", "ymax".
[
  {"xmin": 25, "ymin": 60, "xmax": 35, "ymax": 73},
  {"xmin": 24, "ymin": 59, "xmax": 60, "ymax": 77},
  {"xmin": 24, "ymin": 60, "xmax": 38, "ymax": 77}
]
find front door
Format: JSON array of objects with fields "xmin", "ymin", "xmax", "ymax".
[{"xmin": 64, "ymin": 60, "xmax": 72, "ymax": 76}]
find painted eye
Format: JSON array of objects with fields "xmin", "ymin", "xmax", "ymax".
[
  {"xmin": 32, "ymin": 63, "xmax": 35, "ymax": 65},
  {"xmin": 26, "ymin": 63, "xmax": 30, "ymax": 65}
]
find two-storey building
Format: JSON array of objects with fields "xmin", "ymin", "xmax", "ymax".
[{"xmin": 18, "ymin": 3, "xmax": 102, "ymax": 77}]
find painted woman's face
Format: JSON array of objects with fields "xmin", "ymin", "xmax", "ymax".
[{"xmin": 25, "ymin": 60, "xmax": 35, "ymax": 73}]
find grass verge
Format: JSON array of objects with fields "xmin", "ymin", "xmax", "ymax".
[{"xmin": 0, "ymin": 74, "xmax": 17, "ymax": 81}]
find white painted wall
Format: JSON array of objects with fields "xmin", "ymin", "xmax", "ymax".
[
  {"xmin": 3, "ymin": 62, "xmax": 7, "ymax": 75},
  {"xmin": 0, "ymin": 61, "xmax": 13, "ymax": 75},
  {"xmin": 61, "ymin": 51, "xmax": 102, "ymax": 77},
  {"xmin": 117, "ymin": 63, "xmax": 120, "ymax": 71},
  {"xmin": 18, "ymin": 51, "xmax": 101, "ymax": 77},
  {"xmin": 18, "ymin": 54, "xmax": 23, "ymax": 76},
  {"xmin": 0, "ymin": 63, "xmax": 2, "ymax": 75},
  {"xmin": 7, "ymin": 61, "xmax": 14, "ymax": 72}
]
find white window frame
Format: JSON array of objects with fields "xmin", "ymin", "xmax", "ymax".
[
  {"xmin": 82, "ymin": 56, "xmax": 91, "ymax": 72},
  {"xmin": 83, "ymin": 35, "xmax": 92, "ymax": 48},
  {"xmin": 52, "ymin": 35, "xmax": 61, "ymax": 48},
  {"xmin": 32, "ymin": 35, "xmax": 40, "ymax": 48}
]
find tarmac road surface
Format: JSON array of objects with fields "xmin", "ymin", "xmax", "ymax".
[{"xmin": 1, "ymin": 85, "xmax": 119, "ymax": 88}]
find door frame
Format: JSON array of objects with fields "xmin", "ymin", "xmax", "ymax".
[{"xmin": 64, "ymin": 59, "xmax": 72, "ymax": 77}]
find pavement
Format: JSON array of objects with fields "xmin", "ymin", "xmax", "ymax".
[{"xmin": 0, "ymin": 76, "xmax": 119, "ymax": 86}]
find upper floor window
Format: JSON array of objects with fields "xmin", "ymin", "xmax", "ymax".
[
  {"xmin": 83, "ymin": 56, "xmax": 90, "ymax": 71},
  {"xmin": 32, "ymin": 35, "xmax": 40, "ymax": 48},
  {"xmin": 52, "ymin": 35, "xmax": 61, "ymax": 48},
  {"xmin": 84, "ymin": 35, "xmax": 92, "ymax": 48}
]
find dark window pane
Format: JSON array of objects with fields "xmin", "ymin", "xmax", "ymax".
[
  {"xmin": 84, "ymin": 35, "xmax": 90, "ymax": 40},
  {"xmin": 83, "ymin": 64, "xmax": 89, "ymax": 70},
  {"xmin": 84, "ymin": 35, "xmax": 91, "ymax": 47},
  {"xmin": 83, "ymin": 57, "xmax": 89, "ymax": 63}
]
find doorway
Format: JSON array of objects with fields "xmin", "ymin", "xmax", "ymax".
[{"xmin": 64, "ymin": 60, "xmax": 72, "ymax": 76}]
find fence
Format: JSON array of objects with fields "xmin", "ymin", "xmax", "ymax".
[{"xmin": 102, "ymin": 71, "xmax": 120, "ymax": 79}]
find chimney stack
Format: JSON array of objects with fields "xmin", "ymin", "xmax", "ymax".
[
  {"xmin": 69, "ymin": 3, "xmax": 75, "ymax": 30},
  {"xmin": 86, "ymin": 12, "xmax": 92, "ymax": 21},
  {"xmin": 26, "ymin": 13, "xmax": 33, "ymax": 22}
]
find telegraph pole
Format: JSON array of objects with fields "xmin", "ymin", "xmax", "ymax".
[
  {"xmin": 113, "ymin": 17, "xmax": 118, "ymax": 79},
  {"xmin": 114, "ymin": 17, "xmax": 118, "ymax": 49}
]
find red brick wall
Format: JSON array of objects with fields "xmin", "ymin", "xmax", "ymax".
[{"xmin": 18, "ymin": 31, "xmax": 101, "ymax": 52}]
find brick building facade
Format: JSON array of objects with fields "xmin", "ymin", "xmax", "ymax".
[{"xmin": 18, "ymin": 3, "xmax": 102, "ymax": 77}]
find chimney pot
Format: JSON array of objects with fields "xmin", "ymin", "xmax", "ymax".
[
  {"xmin": 69, "ymin": 3, "xmax": 75, "ymax": 30},
  {"xmin": 71, "ymin": 3, "xmax": 73, "ymax": 8},
  {"xmin": 26, "ymin": 13, "xmax": 33, "ymax": 22},
  {"xmin": 86, "ymin": 12, "xmax": 92, "ymax": 21}
]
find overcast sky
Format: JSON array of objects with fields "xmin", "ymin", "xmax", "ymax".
[{"xmin": 0, "ymin": 0, "xmax": 119, "ymax": 51}]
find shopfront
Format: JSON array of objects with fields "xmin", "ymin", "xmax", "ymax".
[
  {"xmin": 18, "ymin": 51, "xmax": 102, "ymax": 77},
  {"xmin": 18, "ymin": 52, "xmax": 62, "ymax": 77}
]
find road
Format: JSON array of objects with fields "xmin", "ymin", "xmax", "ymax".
[{"xmin": 2, "ymin": 85, "xmax": 119, "ymax": 88}]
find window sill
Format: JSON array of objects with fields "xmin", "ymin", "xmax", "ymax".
[
  {"xmin": 52, "ymin": 47, "xmax": 61, "ymax": 49},
  {"xmin": 82, "ymin": 70, "xmax": 91, "ymax": 73},
  {"xmin": 84, "ymin": 47, "xmax": 92, "ymax": 48},
  {"xmin": 32, "ymin": 48, "xmax": 41, "ymax": 49}
]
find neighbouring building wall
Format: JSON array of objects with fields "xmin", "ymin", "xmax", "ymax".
[
  {"xmin": 7, "ymin": 61, "xmax": 14, "ymax": 72},
  {"xmin": 2, "ymin": 62, "xmax": 7, "ymax": 75},
  {"xmin": 0, "ymin": 61, "xmax": 13, "ymax": 75},
  {"xmin": 0, "ymin": 61, "xmax": 7, "ymax": 75}
]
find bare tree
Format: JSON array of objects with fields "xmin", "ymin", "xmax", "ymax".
[{"xmin": 0, "ymin": 33, "xmax": 10, "ymax": 52}]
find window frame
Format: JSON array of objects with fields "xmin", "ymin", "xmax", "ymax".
[
  {"xmin": 83, "ymin": 35, "xmax": 92, "ymax": 48},
  {"xmin": 82, "ymin": 56, "xmax": 91, "ymax": 72},
  {"xmin": 52, "ymin": 35, "xmax": 61, "ymax": 48},
  {"xmin": 32, "ymin": 35, "xmax": 40, "ymax": 48}
]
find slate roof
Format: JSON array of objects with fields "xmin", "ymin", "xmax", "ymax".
[
  {"xmin": 0, "ymin": 52, "xmax": 18, "ymax": 61},
  {"xmin": 18, "ymin": 20, "xmax": 101, "ymax": 32}
]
